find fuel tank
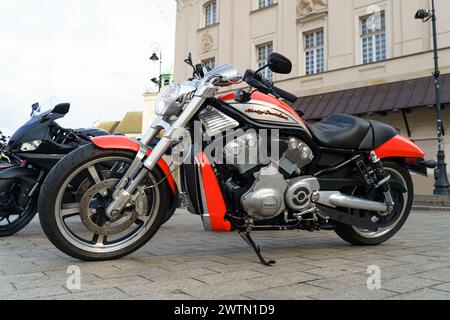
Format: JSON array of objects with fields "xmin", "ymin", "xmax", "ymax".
[{"xmin": 219, "ymin": 91, "xmax": 310, "ymax": 134}]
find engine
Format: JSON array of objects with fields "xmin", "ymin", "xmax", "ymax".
[
  {"xmin": 241, "ymin": 164, "xmax": 287, "ymax": 220},
  {"xmin": 241, "ymin": 164, "xmax": 320, "ymax": 221},
  {"xmin": 223, "ymin": 134, "xmax": 318, "ymax": 221}
]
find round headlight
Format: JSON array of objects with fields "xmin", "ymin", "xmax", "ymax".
[{"xmin": 155, "ymin": 84, "xmax": 181, "ymax": 117}]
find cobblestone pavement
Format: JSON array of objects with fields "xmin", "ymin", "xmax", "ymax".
[{"xmin": 1, "ymin": 210, "xmax": 450, "ymax": 300}]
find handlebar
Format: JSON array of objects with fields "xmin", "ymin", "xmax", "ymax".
[
  {"xmin": 272, "ymin": 86, "xmax": 298, "ymax": 104},
  {"xmin": 243, "ymin": 69, "xmax": 297, "ymax": 104}
]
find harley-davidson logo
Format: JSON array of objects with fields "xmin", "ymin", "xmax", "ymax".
[{"xmin": 245, "ymin": 108, "xmax": 289, "ymax": 121}]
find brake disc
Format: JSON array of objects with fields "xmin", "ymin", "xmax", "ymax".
[{"xmin": 79, "ymin": 179, "xmax": 148, "ymax": 236}]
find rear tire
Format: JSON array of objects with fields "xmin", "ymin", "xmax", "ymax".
[
  {"xmin": 39, "ymin": 144, "xmax": 172, "ymax": 261},
  {"xmin": 334, "ymin": 161, "xmax": 413, "ymax": 246}
]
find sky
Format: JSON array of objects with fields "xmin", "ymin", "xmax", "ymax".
[{"xmin": 0, "ymin": 0, "xmax": 176, "ymax": 135}]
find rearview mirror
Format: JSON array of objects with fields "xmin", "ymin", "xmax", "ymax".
[
  {"xmin": 268, "ymin": 53, "xmax": 292, "ymax": 74},
  {"xmin": 52, "ymin": 103, "xmax": 70, "ymax": 115}
]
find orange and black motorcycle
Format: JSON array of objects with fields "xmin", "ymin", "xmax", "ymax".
[{"xmin": 38, "ymin": 53, "xmax": 434, "ymax": 264}]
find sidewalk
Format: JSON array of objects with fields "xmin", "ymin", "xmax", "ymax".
[{"xmin": 1, "ymin": 210, "xmax": 450, "ymax": 300}]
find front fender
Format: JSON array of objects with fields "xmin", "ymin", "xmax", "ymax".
[
  {"xmin": 374, "ymin": 134, "xmax": 425, "ymax": 159},
  {"xmin": 91, "ymin": 136, "xmax": 177, "ymax": 194},
  {"xmin": 0, "ymin": 165, "xmax": 36, "ymax": 183}
]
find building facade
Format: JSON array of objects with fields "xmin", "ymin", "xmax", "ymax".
[{"xmin": 174, "ymin": 0, "xmax": 450, "ymax": 195}]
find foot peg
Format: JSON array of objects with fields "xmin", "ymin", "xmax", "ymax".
[{"xmin": 239, "ymin": 231, "xmax": 276, "ymax": 266}]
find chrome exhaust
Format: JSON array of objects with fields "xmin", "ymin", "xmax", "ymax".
[{"xmin": 317, "ymin": 191, "xmax": 388, "ymax": 212}]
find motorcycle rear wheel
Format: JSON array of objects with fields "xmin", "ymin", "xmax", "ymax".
[
  {"xmin": 38, "ymin": 144, "xmax": 171, "ymax": 261},
  {"xmin": 334, "ymin": 161, "xmax": 413, "ymax": 246}
]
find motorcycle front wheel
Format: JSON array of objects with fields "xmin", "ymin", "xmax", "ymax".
[
  {"xmin": 0, "ymin": 179, "xmax": 38, "ymax": 237},
  {"xmin": 38, "ymin": 144, "xmax": 171, "ymax": 261}
]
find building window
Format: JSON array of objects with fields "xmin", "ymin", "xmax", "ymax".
[
  {"xmin": 304, "ymin": 29, "xmax": 325, "ymax": 76},
  {"xmin": 257, "ymin": 42, "xmax": 273, "ymax": 81},
  {"xmin": 202, "ymin": 57, "xmax": 216, "ymax": 71},
  {"xmin": 360, "ymin": 10, "xmax": 386, "ymax": 64},
  {"xmin": 258, "ymin": 0, "xmax": 273, "ymax": 9},
  {"xmin": 204, "ymin": 1, "xmax": 217, "ymax": 27}
]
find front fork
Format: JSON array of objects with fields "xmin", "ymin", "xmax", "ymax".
[{"xmin": 105, "ymin": 85, "xmax": 217, "ymax": 219}]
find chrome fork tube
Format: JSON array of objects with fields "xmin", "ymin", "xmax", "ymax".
[{"xmin": 106, "ymin": 84, "xmax": 217, "ymax": 218}]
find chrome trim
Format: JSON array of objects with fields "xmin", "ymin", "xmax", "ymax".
[
  {"xmin": 198, "ymin": 107, "xmax": 239, "ymax": 137},
  {"xmin": 106, "ymin": 84, "xmax": 218, "ymax": 217},
  {"xmin": 196, "ymin": 156, "xmax": 212, "ymax": 231},
  {"xmin": 317, "ymin": 191, "xmax": 388, "ymax": 212}
]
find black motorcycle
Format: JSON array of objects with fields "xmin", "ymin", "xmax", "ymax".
[{"xmin": 0, "ymin": 102, "xmax": 109, "ymax": 237}]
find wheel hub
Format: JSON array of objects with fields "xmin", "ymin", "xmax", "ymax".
[{"xmin": 79, "ymin": 179, "xmax": 148, "ymax": 236}]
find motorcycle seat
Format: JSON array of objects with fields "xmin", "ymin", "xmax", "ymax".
[
  {"xmin": 359, "ymin": 119, "xmax": 399, "ymax": 150},
  {"xmin": 309, "ymin": 114, "xmax": 399, "ymax": 150},
  {"xmin": 308, "ymin": 114, "xmax": 371, "ymax": 150}
]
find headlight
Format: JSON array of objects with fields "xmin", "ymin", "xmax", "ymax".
[
  {"xmin": 155, "ymin": 84, "xmax": 181, "ymax": 117},
  {"xmin": 154, "ymin": 83, "xmax": 198, "ymax": 118},
  {"xmin": 20, "ymin": 140, "xmax": 42, "ymax": 151}
]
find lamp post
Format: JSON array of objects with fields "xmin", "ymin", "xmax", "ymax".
[
  {"xmin": 415, "ymin": 0, "xmax": 450, "ymax": 195},
  {"xmin": 150, "ymin": 43, "xmax": 162, "ymax": 92}
]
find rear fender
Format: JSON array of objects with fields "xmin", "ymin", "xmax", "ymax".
[
  {"xmin": 91, "ymin": 136, "xmax": 177, "ymax": 194},
  {"xmin": 374, "ymin": 134, "xmax": 429, "ymax": 176},
  {"xmin": 374, "ymin": 134, "xmax": 425, "ymax": 159}
]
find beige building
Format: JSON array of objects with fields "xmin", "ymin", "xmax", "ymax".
[
  {"xmin": 94, "ymin": 111, "xmax": 143, "ymax": 138},
  {"xmin": 174, "ymin": 0, "xmax": 450, "ymax": 195}
]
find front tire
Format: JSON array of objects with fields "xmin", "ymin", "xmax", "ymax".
[
  {"xmin": 334, "ymin": 161, "xmax": 413, "ymax": 246},
  {"xmin": 39, "ymin": 144, "xmax": 171, "ymax": 261},
  {"xmin": 0, "ymin": 180, "xmax": 38, "ymax": 237}
]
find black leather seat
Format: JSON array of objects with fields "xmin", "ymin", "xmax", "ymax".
[
  {"xmin": 359, "ymin": 120, "xmax": 399, "ymax": 150},
  {"xmin": 309, "ymin": 114, "xmax": 371, "ymax": 149},
  {"xmin": 309, "ymin": 114, "xmax": 399, "ymax": 150}
]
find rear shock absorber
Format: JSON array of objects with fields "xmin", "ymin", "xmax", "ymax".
[{"xmin": 370, "ymin": 151, "xmax": 394, "ymax": 215}]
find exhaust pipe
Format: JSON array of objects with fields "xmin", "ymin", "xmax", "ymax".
[{"xmin": 317, "ymin": 191, "xmax": 387, "ymax": 212}]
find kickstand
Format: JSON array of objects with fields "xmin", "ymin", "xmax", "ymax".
[{"xmin": 239, "ymin": 231, "xmax": 276, "ymax": 266}]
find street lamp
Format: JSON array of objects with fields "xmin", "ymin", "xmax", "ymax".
[
  {"xmin": 150, "ymin": 45, "xmax": 162, "ymax": 92},
  {"xmin": 415, "ymin": 0, "xmax": 450, "ymax": 195}
]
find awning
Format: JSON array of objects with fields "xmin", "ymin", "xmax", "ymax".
[{"xmin": 294, "ymin": 73, "xmax": 450, "ymax": 120}]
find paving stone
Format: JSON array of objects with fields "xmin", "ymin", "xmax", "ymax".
[
  {"xmin": 0, "ymin": 282, "xmax": 16, "ymax": 294},
  {"xmin": 0, "ymin": 285, "xmax": 69, "ymax": 300},
  {"xmin": 389, "ymin": 288, "xmax": 450, "ymax": 300},
  {"xmin": 310, "ymin": 287, "xmax": 397, "ymax": 300},
  {"xmin": 52, "ymin": 288, "xmax": 128, "ymax": 300},
  {"xmin": 305, "ymin": 264, "xmax": 366, "ymax": 278},
  {"xmin": 193, "ymin": 270, "xmax": 267, "ymax": 285},
  {"xmin": 117, "ymin": 278, "xmax": 204, "ymax": 298},
  {"xmin": 243, "ymin": 284, "xmax": 324, "ymax": 300},
  {"xmin": 141, "ymin": 267, "xmax": 218, "ymax": 282},
  {"xmin": 381, "ymin": 276, "xmax": 442, "ymax": 293},
  {"xmin": 306, "ymin": 273, "xmax": 370, "ymax": 290},
  {"xmin": 302, "ymin": 258, "xmax": 360, "ymax": 268},
  {"xmin": 431, "ymin": 282, "xmax": 450, "ymax": 293},
  {"xmin": 1, "ymin": 211, "xmax": 450, "ymax": 299},
  {"xmin": 416, "ymin": 268, "xmax": 450, "ymax": 282}
]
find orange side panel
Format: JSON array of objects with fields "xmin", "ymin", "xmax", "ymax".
[
  {"xmin": 197, "ymin": 152, "xmax": 231, "ymax": 232},
  {"xmin": 219, "ymin": 91, "xmax": 310, "ymax": 133},
  {"xmin": 91, "ymin": 136, "xmax": 176, "ymax": 193},
  {"xmin": 374, "ymin": 134, "xmax": 425, "ymax": 159}
]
